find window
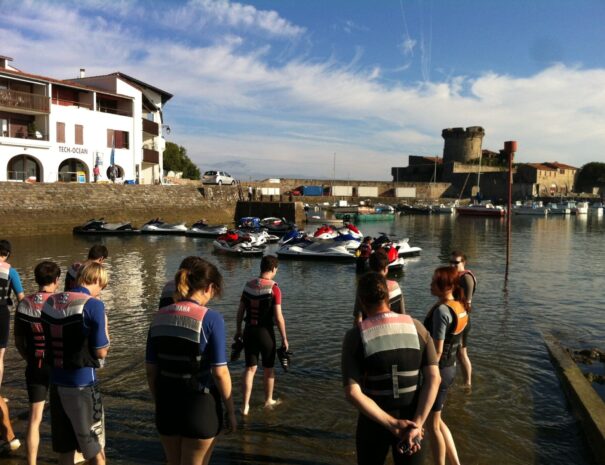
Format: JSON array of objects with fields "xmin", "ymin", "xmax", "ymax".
[
  {"xmin": 56, "ymin": 122, "xmax": 65, "ymax": 143},
  {"xmin": 75, "ymin": 124, "xmax": 83, "ymax": 145},
  {"xmin": 107, "ymin": 129, "xmax": 129, "ymax": 149}
]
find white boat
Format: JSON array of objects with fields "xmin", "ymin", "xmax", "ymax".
[
  {"xmin": 387, "ymin": 256, "xmax": 405, "ymax": 272},
  {"xmin": 456, "ymin": 202, "xmax": 505, "ymax": 217},
  {"xmin": 141, "ymin": 219, "xmax": 188, "ymax": 234},
  {"xmin": 186, "ymin": 220, "xmax": 227, "ymax": 237},
  {"xmin": 513, "ymin": 201, "xmax": 549, "ymax": 216},
  {"xmin": 546, "ymin": 202, "xmax": 571, "ymax": 215},
  {"xmin": 589, "ymin": 202, "xmax": 604, "ymax": 216},
  {"xmin": 393, "ymin": 238, "xmax": 422, "ymax": 257},
  {"xmin": 573, "ymin": 201, "xmax": 589, "ymax": 215},
  {"xmin": 432, "ymin": 203, "xmax": 456, "ymax": 214},
  {"xmin": 276, "ymin": 241, "xmax": 355, "ymax": 261}
]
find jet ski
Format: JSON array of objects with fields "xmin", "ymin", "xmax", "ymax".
[
  {"xmin": 213, "ymin": 230, "xmax": 265, "ymax": 256},
  {"xmin": 141, "ymin": 218, "xmax": 188, "ymax": 235},
  {"xmin": 312, "ymin": 225, "xmax": 338, "ymax": 240},
  {"xmin": 187, "ymin": 219, "xmax": 227, "ymax": 238},
  {"xmin": 337, "ymin": 223, "xmax": 363, "ymax": 240},
  {"xmin": 277, "ymin": 241, "xmax": 355, "ymax": 261},
  {"xmin": 375, "ymin": 233, "xmax": 422, "ymax": 257},
  {"xmin": 260, "ymin": 217, "xmax": 297, "ymax": 236},
  {"xmin": 73, "ymin": 218, "xmax": 139, "ymax": 235},
  {"xmin": 237, "ymin": 217, "xmax": 279, "ymax": 243}
]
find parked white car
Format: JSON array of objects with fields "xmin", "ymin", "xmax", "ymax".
[{"xmin": 202, "ymin": 170, "xmax": 236, "ymax": 185}]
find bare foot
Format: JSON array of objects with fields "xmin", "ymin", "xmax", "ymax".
[
  {"xmin": 464, "ymin": 383, "xmax": 472, "ymax": 394},
  {"xmin": 264, "ymin": 398, "xmax": 282, "ymax": 409},
  {"xmin": 241, "ymin": 405, "xmax": 250, "ymax": 416},
  {"xmin": 74, "ymin": 451, "xmax": 85, "ymax": 464}
]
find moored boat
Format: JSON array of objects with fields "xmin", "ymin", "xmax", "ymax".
[
  {"xmin": 186, "ymin": 220, "xmax": 227, "ymax": 237},
  {"xmin": 141, "ymin": 218, "xmax": 188, "ymax": 234},
  {"xmin": 546, "ymin": 202, "xmax": 571, "ymax": 215},
  {"xmin": 276, "ymin": 241, "xmax": 355, "ymax": 261},
  {"xmin": 73, "ymin": 219, "xmax": 140, "ymax": 235},
  {"xmin": 456, "ymin": 202, "xmax": 505, "ymax": 217},
  {"xmin": 513, "ymin": 201, "xmax": 549, "ymax": 216}
]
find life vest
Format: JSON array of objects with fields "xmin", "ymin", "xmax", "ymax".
[
  {"xmin": 424, "ymin": 301, "xmax": 469, "ymax": 367},
  {"xmin": 16, "ymin": 292, "xmax": 52, "ymax": 367},
  {"xmin": 64, "ymin": 262, "xmax": 82, "ymax": 291},
  {"xmin": 218, "ymin": 231, "xmax": 239, "ymax": 243},
  {"xmin": 459, "ymin": 270, "xmax": 477, "ymax": 295},
  {"xmin": 358, "ymin": 243, "xmax": 372, "ymax": 258},
  {"xmin": 242, "ymin": 278, "xmax": 276, "ymax": 328},
  {"xmin": 387, "ymin": 247, "xmax": 398, "ymax": 263},
  {"xmin": 0, "ymin": 261, "xmax": 11, "ymax": 306},
  {"xmin": 148, "ymin": 300, "xmax": 211, "ymax": 392},
  {"xmin": 41, "ymin": 292, "xmax": 100, "ymax": 369},
  {"xmin": 359, "ymin": 312, "xmax": 422, "ymax": 410},
  {"xmin": 387, "ymin": 280, "xmax": 404, "ymax": 314}
]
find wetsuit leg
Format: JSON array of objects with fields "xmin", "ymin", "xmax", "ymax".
[
  {"xmin": 461, "ymin": 317, "xmax": 471, "ymax": 348},
  {"xmin": 432, "ymin": 365, "xmax": 457, "ymax": 412},
  {"xmin": 0, "ymin": 305, "xmax": 9, "ymax": 348},
  {"xmin": 25, "ymin": 365, "xmax": 51, "ymax": 403},
  {"xmin": 356, "ymin": 414, "xmax": 390, "ymax": 465},
  {"xmin": 258, "ymin": 327, "xmax": 276, "ymax": 369},
  {"xmin": 243, "ymin": 326, "xmax": 261, "ymax": 367}
]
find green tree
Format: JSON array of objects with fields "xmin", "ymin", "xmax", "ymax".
[
  {"xmin": 163, "ymin": 142, "xmax": 201, "ymax": 180},
  {"xmin": 575, "ymin": 162, "xmax": 605, "ymax": 192}
]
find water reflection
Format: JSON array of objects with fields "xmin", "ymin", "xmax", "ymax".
[{"xmin": 1, "ymin": 214, "xmax": 603, "ymax": 464}]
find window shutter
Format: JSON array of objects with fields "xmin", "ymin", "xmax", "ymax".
[
  {"xmin": 57, "ymin": 122, "xmax": 65, "ymax": 143},
  {"xmin": 75, "ymin": 124, "xmax": 83, "ymax": 145},
  {"xmin": 107, "ymin": 129, "xmax": 114, "ymax": 148}
]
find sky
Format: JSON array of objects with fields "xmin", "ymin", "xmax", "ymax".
[{"xmin": 1, "ymin": 0, "xmax": 604, "ymax": 180}]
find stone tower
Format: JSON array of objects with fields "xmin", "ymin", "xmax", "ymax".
[{"xmin": 441, "ymin": 126, "xmax": 485, "ymax": 164}]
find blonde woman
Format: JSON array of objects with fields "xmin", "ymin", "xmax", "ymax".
[{"xmin": 146, "ymin": 257, "xmax": 236, "ymax": 465}]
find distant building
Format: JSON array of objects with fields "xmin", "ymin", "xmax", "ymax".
[
  {"xmin": 391, "ymin": 155, "xmax": 442, "ymax": 182},
  {"xmin": 515, "ymin": 162, "xmax": 578, "ymax": 196},
  {"xmin": 0, "ymin": 55, "xmax": 172, "ymax": 184}
]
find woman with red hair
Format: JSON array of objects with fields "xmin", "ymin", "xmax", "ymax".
[{"xmin": 424, "ymin": 267, "xmax": 469, "ymax": 465}]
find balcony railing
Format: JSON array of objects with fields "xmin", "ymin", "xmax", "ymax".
[
  {"xmin": 143, "ymin": 148, "xmax": 159, "ymax": 164},
  {"xmin": 97, "ymin": 105, "xmax": 133, "ymax": 117},
  {"xmin": 1, "ymin": 130, "xmax": 49, "ymax": 141},
  {"xmin": 142, "ymin": 118, "xmax": 159, "ymax": 136},
  {"xmin": 51, "ymin": 97, "xmax": 93, "ymax": 110},
  {"xmin": 0, "ymin": 89, "xmax": 50, "ymax": 113}
]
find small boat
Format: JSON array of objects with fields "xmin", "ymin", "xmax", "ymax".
[
  {"xmin": 141, "ymin": 218, "xmax": 188, "ymax": 234},
  {"xmin": 397, "ymin": 204, "xmax": 432, "ymax": 215},
  {"xmin": 73, "ymin": 219, "xmax": 139, "ymax": 235},
  {"xmin": 589, "ymin": 202, "xmax": 604, "ymax": 216},
  {"xmin": 456, "ymin": 202, "xmax": 505, "ymax": 217},
  {"xmin": 546, "ymin": 202, "xmax": 571, "ymax": 215},
  {"xmin": 276, "ymin": 241, "xmax": 355, "ymax": 261},
  {"xmin": 186, "ymin": 220, "xmax": 227, "ymax": 238},
  {"xmin": 431, "ymin": 203, "xmax": 456, "ymax": 214},
  {"xmin": 572, "ymin": 201, "xmax": 589, "ymax": 215},
  {"xmin": 513, "ymin": 201, "xmax": 549, "ymax": 216},
  {"xmin": 373, "ymin": 233, "xmax": 421, "ymax": 258},
  {"xmin": 305, "ymin": 214, "xmax": 343, "ymax": 225}
]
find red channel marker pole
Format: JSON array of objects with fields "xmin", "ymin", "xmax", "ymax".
[{"xmin": 504, "ymin": 141, "xmax": 517, "ymax": 287}]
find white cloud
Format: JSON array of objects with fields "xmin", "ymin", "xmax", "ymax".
[
  {"xmin": 1, "ymin": 1, "xmax": 604, "ymax": 180},
  {"xmin": 400, "ymin": 37, "xmax": 416, "ymax": 57}
]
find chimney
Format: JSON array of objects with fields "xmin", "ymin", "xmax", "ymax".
[{"xmin": 79, "ymin": 68, "xmax": 86, "ymax": 78}]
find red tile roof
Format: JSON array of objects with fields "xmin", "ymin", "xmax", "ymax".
[{"xmin": 544, "ymin": 161, "xmax": 578, "ymax": 170}]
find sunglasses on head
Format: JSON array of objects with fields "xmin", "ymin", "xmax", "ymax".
[{"xmin": 450, "ymin": 260, "xmax": 461, "ymax": 265}]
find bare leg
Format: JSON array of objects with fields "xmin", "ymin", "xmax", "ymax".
[
  {"xmin": 242, "ymin": 366, "xmax": 257, "ymax": 415},
  {"xmin": 160, "ymin": 435, "xmax": 182, "ymax": 465},
  {"xmin": 87, "ymin": 451, "xmax": 106, "ymax": 465},
  {"xmin": 181, "ymin": 437, "xmax": 216, "ymax": 465},
  {"xmin": 428, "ymin": 411, "xmax": 446, "ymax": 465},
  {"xmin": 0, "ymin": 396, "xmax": 15, "ymax": 442},
  {"xmin": 440, "ymin": 419, "xmax": 461, "ymax": 465},
  {"xmin": 457, "ymin": 347, "xmax": 472, "ymax": 387},
  {"xmin": 26, "ymin": 401, "xmax": 45, "ymax": 465},
  {"xmin": 263, "ymin": 368, "xmax": 276, "ymax": 407}
]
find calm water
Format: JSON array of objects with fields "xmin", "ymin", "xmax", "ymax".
[{"xmin": 2, "ymin": 213, "xmax": 604, "ymax": 464}]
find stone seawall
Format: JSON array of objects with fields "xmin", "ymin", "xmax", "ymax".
[{"xmin": 0, "ymin": 182, "xmax": 241, "ymax": 237}]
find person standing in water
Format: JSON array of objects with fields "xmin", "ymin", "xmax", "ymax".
[
  {"xmin": 424, "ymin": 266, "xmax": 469, "ymax": 465},
  {"xmin": 234, "ymin": 255, "xmax": 288, "ymax": 415},
  {"xmin": 450, "ymin": 251, "xmax": 475, "ymax": 388},
  {"xmin": 64, "ymin": 245, "xmax": 108, "ymax": 292},
  {"xmin": 147, "ymin": 257, "xmax": 236, "ymax": 465},
  {"xmin": 342, "ymin": 272, "xmax": 440, "ymax": 464},
  {"xmin": 0, "ymin": 239, "xmax": 25, "ymax": 390},
  {"xmin": 15, "ymin": 261, "xmax": 61, "ymax": 465}
]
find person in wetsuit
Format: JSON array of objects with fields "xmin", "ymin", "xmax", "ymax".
[
  {"xmin": 157, "ymin": 256, "xmax": 203, "ymax": 309},
  {"xmin": 235, "ymin": 255, "xmax": 288, "ymax": 415},
  {"xmin": 450, "ymin": 250, "xmax": 475, "ymax": 388},
  {"xmin": 64, "ymin": 245, "xmax": 108, "ymax": 292},
  {"xmin": 353, "ymin": 250, "xmax": 405, "ymax": 323},
  {"xmin": 146, "ymin": 257, "xmax": 236, "ymax": 465},
  {"xmin": 424, "ymin": 266, "xmax": 469, "ymax": 465},
  {"xmin": 0, "ymin": 239, "xmax": 25, "ymax": 390},
  {"xmin": 342, "ymin": 272, "xmax": 440, "ymax": 465},
  {"xmin": 15, "ymin": 261, "xmax": 61, "ymax": 465}
]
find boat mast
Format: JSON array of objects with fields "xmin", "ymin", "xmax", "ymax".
[{"xmin": 476, "ymin": 150, "xmax": 482, "ymax": 199}]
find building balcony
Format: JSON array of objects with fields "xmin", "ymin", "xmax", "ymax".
[
  {"xmin": 142, "ymin": 118, "xmax": 159, "ymax": 136},
  {"xmin": 0, "ymin": 89, "xmax": 50, "ymax": 114},
  {"xmin": 143, "ymin": 148, "xmax": 159, "ymax": 164}
]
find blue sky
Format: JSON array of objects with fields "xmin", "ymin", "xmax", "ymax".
[{"xmin": 2, "ymin": 0, "xmax": 604, "ymax": 180}]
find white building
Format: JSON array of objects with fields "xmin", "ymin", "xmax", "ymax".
[{"xmin": 0, "ymin": 55, "xmax": 172, "ymax": 184}]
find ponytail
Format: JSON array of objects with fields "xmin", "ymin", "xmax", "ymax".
[
  {"xmin": 174, "ymin": 268, "xmax": 191, "ymax": 301},
  {"xmin": 172, "ymin": 257, "xmax": 224, "ymax": 302}
]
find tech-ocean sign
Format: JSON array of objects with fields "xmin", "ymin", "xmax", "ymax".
[{"xmin": 59, "ymin": 146, "xmax": 89, "ymax": 155}]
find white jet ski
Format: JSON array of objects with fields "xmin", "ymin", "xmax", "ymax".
[
  {"xmin": 141, "ymin": 218, "xmax": 188, "ymax": 235},
  {"xmin": 187, "ymin": 220, "xmax": 227, "ymax": 238},
  {"xmin": 277, "ymin": 241, "xmax": 355, "ymax": 261},
  {"xmin": 212, "ymin": 239, "xmax": 265, "ymax": 256}
]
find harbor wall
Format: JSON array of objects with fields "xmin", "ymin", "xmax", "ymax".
[{"xmin": 0, "ymin": 182, "xmax": 241, "ymax": 237}]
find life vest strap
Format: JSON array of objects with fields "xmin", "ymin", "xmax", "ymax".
[
  {"xmin": 363, "ymin": 385, "xmax": 418, "ymax": 397},
  {"xmin": 366, "ymin": 369, "xmax": 419, "ymax": 381},
  {"xmin": 157, "ymin": 353, "xmax": 202, "ymax": 362}
]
